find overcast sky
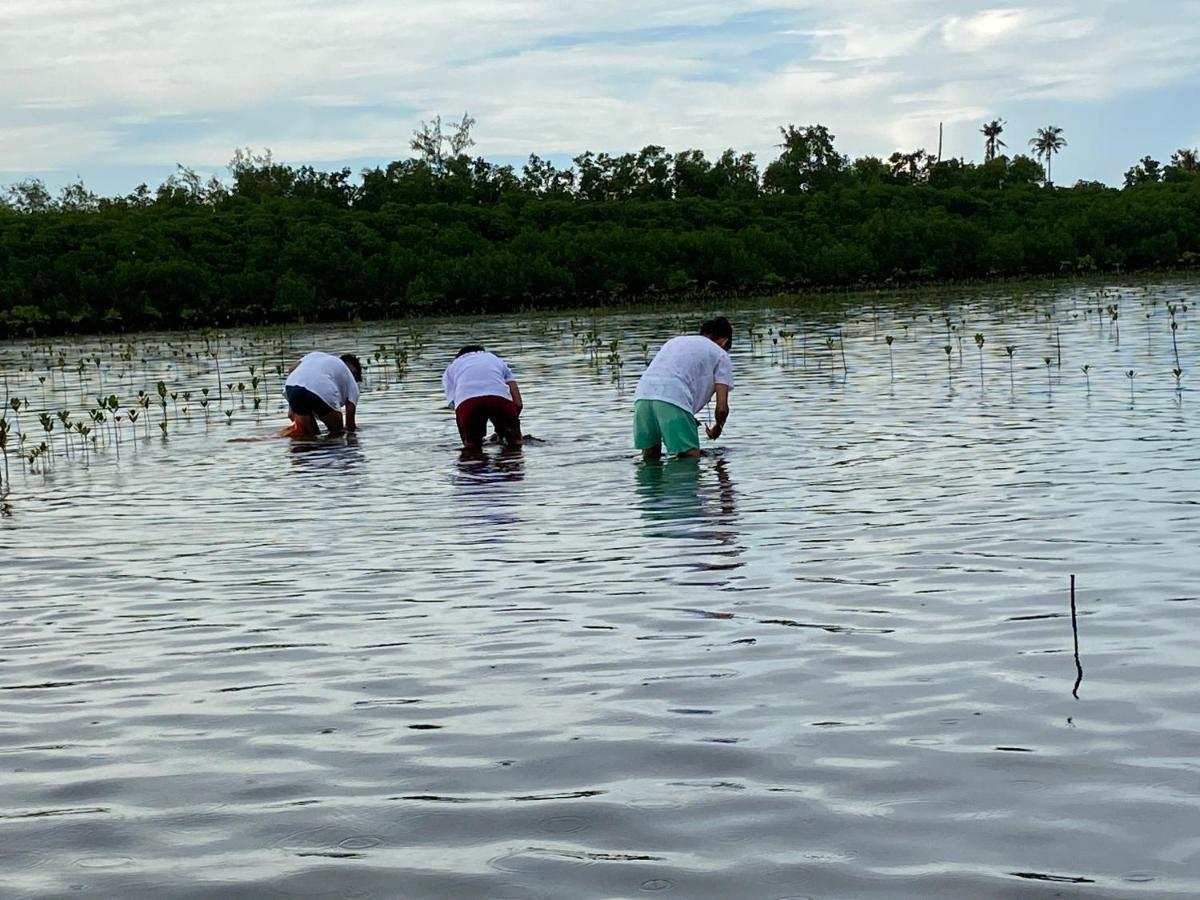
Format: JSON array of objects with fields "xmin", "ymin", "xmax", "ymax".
[{"xmin": 2, "ymin": 0, "xmax": 1198, "ymax": 196}]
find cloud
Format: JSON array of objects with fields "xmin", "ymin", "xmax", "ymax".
[{"xmin": 1, "ymin": 0, "xmax": 1198, "ymax": 188}]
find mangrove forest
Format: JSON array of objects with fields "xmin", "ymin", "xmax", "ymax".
[{"xmin": 1, "ymin": 119, "xmax": 1198, "ymax": 336}]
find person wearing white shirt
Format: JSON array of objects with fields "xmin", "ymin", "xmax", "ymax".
[
  {"xmin": 633, "ymin": 317, "xmax": 733, "ymax": 460},
  {"xmin": 442, "ymin": 346, "xmax": 524, "ymax": 451},
  {"xmin": 283, "ymin": 351, "xmax": 362, "ymax": 437}
]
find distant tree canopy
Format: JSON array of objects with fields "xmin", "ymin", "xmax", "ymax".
[{"xmin": 1, "ymin": 120, "xmax": 1198, "ymax": 336}]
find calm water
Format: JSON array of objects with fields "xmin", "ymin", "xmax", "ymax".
[{"xmin": 2, "ymin": 281, "xmax": 1198, "ymax": 898}]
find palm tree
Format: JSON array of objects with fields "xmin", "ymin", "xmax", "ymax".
[
  {"xmin": 1029, "ymin": 126, "xmax": 1067, "ymax": 184},
  {"xmin": 981, "ymin": 119, "xmax": 1006, "ymax": 162}
]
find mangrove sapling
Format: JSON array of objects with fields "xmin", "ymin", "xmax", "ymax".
[
  {"xmin": 157, "ymin": 381, "xmax": 169, "ymax": 430},
  {"xmin": 885, "ymin": 335, "xmax": 894, "ymax": 382},
  {"xmin": 74, "ymin": 423, "xmax": 91, "ymax": 464},
  {"xmin": 56, "ymin": 410, "xmax": 71, "ymax": 458},
  {"xmin": 0, "ymin": 417, "xmax": 9, "ymax": 487},
  {"xmin": 138, "ymin": 394, "xmax": 151, "ymax": 439},
  {"xmin": 1168, "ymin": 305, "xmax": 1182, "ymax": 374},
  {"xmin": 974, "ymin": 333, "xmax": 985, "ymax": 388},
  {"xmin": 8, "ymin": 397, "xmax": 22, "ymax": 442},
  {"xmin": 37, "ymin": 413, "xmax": 54, "ymax": 469}
]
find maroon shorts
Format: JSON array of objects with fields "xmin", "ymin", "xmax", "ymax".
[{"xmin": 455, "ymin": 395, "xmax": 521, "ymax": 445}]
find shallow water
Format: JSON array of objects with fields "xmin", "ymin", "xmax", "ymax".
[{"xmin": 2, "ymin": 281, "xmax": 1199, "ymax": 898}]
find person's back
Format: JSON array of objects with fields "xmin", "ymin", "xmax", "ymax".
[
  {"xmin": 286, "ymin": 352, "xmax": 359, "ymax": 411},
  {"xmin": 634, "ymin": 334, "xmax": 732, "ymax": 414},
  {"xmin": 442, "ymin": 351, "xmax": 515, "ymax": 408},
  {"xmin": 283, "ymin": 351, "xmax": 362, "ymax": 436}
]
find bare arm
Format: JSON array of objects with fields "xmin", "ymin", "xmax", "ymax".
[
  {"xmin": 507, "ymin": 380, "xmax": 523, "ymax": 412},
  {"xmin": 344, "ymin": 400, "xmax": 357, "ymax": 431},
  {"xmin": 705, "ymin": 384, "xmax": 730, "ymax": 439}
]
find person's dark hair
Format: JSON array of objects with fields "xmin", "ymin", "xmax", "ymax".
[
  {"xmin": 456, "ymin": 345, "xmax": 486, "ymax": 358},
  {"xmin": 340, "ymin": 353, "xmax": 363, "ymax": 382},
  {"xmin": 700, "ymin": 316, "xmax": 733, "ymax": 350}
]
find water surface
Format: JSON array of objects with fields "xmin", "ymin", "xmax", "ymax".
[{"xmin": 2, "ymin": 281, "xmax": 1198, "ymax": 897}]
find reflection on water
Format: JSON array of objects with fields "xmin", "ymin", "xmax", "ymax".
[
  {"xmin": 452, "ymin": 446, "xmax": 526, "ymax": 483},
  {"xmin": 286, "ymin": 432, "xmax": 365, "ymax": 473},
  {"xmin": 636, "ymin": 457, "xmax": 739, "ymax": 556}
]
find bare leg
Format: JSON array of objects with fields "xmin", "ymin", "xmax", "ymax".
[
  {"xmin": 641, "ymin": 446, "xmax": 663, "ymax": 462},
  {"xmin": 677, "ymin": 448, "xmax": 702, "ymax": 459},
  {"xmin": 319, "ymin": 409, "xmax": 345, "ymax": 435},
  {"xmin": 289, "ymin": 413, "xmax": 320, "ymax": 438}
]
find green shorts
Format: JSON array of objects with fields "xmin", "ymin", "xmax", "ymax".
[{"xmin": 633, "ymin": 399, "xmax": 699, "ymax": 455}]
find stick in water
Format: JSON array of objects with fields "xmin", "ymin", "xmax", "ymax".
[{"xmin": 1070, "ymin": 574, "xmax": 1083, "ymax": 699}]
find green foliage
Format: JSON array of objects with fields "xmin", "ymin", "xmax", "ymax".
[{"xmin": 1, "ymin": 129, "xmax": 1199, "ymax": 336}]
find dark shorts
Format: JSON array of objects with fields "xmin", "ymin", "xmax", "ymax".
[
  {"xmin": 285, "ymin": 385, "xmax": 334, "ymax": 417},
  {"xmin": 455, "ymin": 395, "xmax": 521, "ymax": 445}
]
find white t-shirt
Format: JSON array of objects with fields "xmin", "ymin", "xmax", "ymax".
[
  {"xmin": 443, "ymin": 351, "xmax": 516, "ymax": 408},
  {"xmin": 284, "ymin": 352, "xmax": 359, "ymax": 409},
  {"xmin": 634, "ymin": 335, "xmax": 733, "ymax": 413}
]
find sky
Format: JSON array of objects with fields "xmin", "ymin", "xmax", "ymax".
[{"xmin": 1, "ymin": 0, "xmax": 1198, "ymax": 197}]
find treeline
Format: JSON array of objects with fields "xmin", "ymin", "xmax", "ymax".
[{"xmin": 1, "ymin": 121, "xmax": 1198, "ymax": 336}]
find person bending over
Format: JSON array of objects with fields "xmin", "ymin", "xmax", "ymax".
[
  {"xmin": 633, "ymin": 316, "xmax": 733, "ymax": 461},
  {"xmin": 443, "ymin": 345, "xmax": 523, "ymax": 451},
  {"xmin": 284, "ymin": 352, "xmax": 362, "ymax": 437}
]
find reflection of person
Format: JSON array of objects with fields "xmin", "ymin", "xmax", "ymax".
[
  {"xmin": 443, "ymin": 346, "xmax": 523, "ymax": 451},
  {"xmin": 634, "ymin": 317, "xmax": 733, "ymax": 460},
  {"xmin": 283, "ymin": 352, "xmax": 362, "ymax": 437},
  {"xmin": 635, "ymin": 458, "xmax": 739, "ymax": 549}
]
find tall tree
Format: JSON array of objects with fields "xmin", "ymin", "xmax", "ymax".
[
  {"xmin": 1164, "ymin": 148, "xmax": 1199, "ymax": 182},
  {"xmin": 981, "ymin": 119, "xmax": 1006, "ymax": 162},
  {"xmin": 410, "ymin": 113, "xmax": 476, "ymax": 174},
  {"xmin": 1125, "ymin": 156, "xmax": 1163, "ymax": 187},
  {"xmin": 1029, "ymin": 126, "xmax": 1067, "ymax": 185},
  {"xmin": 763, "ymin": 124, "xmax": 846, "ymax": 193}
]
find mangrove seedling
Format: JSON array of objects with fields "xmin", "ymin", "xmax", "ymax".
[
  {"xmin": 1126, "ymin": 369, "xmax": 1136, "ymax": 403},
  {"xmin": 1081, "ymin": 364, "xmax": 1091, "ymax": 392},
  {"xmin": 1005, "ymin": 345, "xmax": 1016, "ymax": 391},
  {"xmin": 1044, "ymin": 356, "xmax": 1053, "ymax": 392},
  {"xmin": 0, "ymin": 416, "xmax": 9, "ymax": 486},
  {"xmin": 56, "ymin": 410, "xmax": 71, "ymax": 457},
  {"xmin": 884, "ymin": 335, "xmax": 894, "ymax": 382},
  {"xmin": 1169, "ymin": 306, "xmax": 1182, "ymax": 373},
  {"xmin": 944, "ymin": 344, "xmax": 952, "ymax": 380},
  {"xmin": 973, "ymin": 333, "xmax": 985, "ymax": 388}
]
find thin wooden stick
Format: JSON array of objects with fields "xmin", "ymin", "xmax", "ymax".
[{"xmin": 1071, "ymin": 574, "xmax": 1083, "ymax": 699}]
